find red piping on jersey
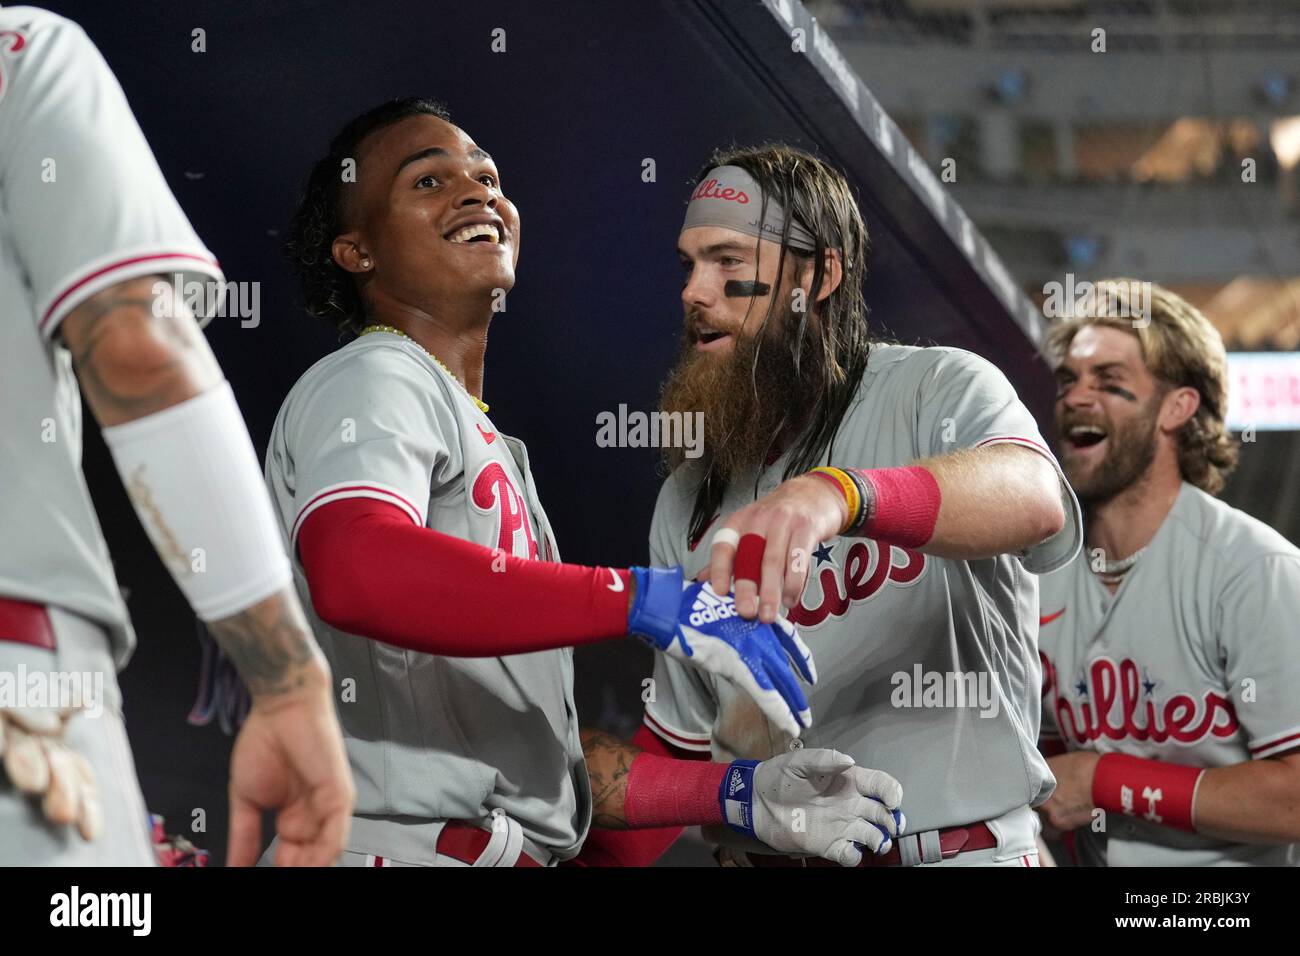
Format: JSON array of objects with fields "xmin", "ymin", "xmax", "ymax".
[
  {"xmin": 39, "ymin": 251, "xmax": 222, "ymax": 334},
  {"xmin": 292, "ymin": 483, "xmax": 423, "ymax": 540},
  {"xmin": 1250, "ymin": 729, "xmax": 1300, "ymax": 756},
  {"xmin": 644, "ymin": 710, "xmax": 711, "ymax": 750}
]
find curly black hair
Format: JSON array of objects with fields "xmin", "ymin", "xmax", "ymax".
[{"xmin": 285, "ymin": 97, "xmax": 451, "ymax": 334}]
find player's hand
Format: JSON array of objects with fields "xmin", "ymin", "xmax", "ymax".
[
  {"xmin": 723, "ymin": 749, "xmax": 905, "ymax": 866},
  {"xmin": 226, "ymin": 667, "xmax": 355, "ymax": 866},
  {"xmin": 707, "ymin": 475, "xmax": 847, "ymax": 622},
  {"xmin": 0, "ymin": 706, "xmax": 101, "ymax": 841},
  {"xmin": 1036, "ymin": 750, "xmax": 1101, "ymax": 837},
  {"xmin": 627, "ymin": 568, "xmax": 816, "ymax": 738}
]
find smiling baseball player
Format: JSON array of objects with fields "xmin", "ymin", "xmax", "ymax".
[
  {"xmin": 581, "ymin": 146, "xmax": 1083, "ymax": 868},
  {"xmin": 1037, "ymin": 280, "xmax": 1300, "ymax": 866},
  {"xmin": 263, "ymin": 99, "xmax": 905, "ymax": 867},
  {"xmin": 0, "ymin": 6, "xmax": 352, "ymax": 865}
]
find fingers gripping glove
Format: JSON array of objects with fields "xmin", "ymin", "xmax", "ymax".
[
  {"xmin": 627, "ymin": 567, "xmax": 817, "ymax": 738},
  {"xmin": 0, "ymin": 707, "xmax": 102, "ymax": 841},
  {"xmin": 720, "ymin": 749, "xmax": 907, "ymax": 867}
]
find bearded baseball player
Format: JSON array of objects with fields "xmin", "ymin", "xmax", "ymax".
[
  {"xmin": 580, "ymin": 145, "xmax": 1084, "ymax": 868},
  {"xmin": 263, "ymin": 98, "xmax": 906, "ymax": 868},
  {"xmin": 1036, "ymin": 280, "xmax": 1300, "ymax": 866},
  {"xmin": 0, "ymin": 7, "xmax": 353, "ymax": 865}
]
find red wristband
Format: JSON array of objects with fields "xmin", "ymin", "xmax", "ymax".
[
  {"xmin": 854, "ymin": 466, "xmax": 940, "ymax": 549},
  {"xmin": 624, "ymin": 751, "xmax": 727, "ymax": 829},
  {"xmin": 1091, "ymin": 753, "xmax": 1204, "ymax": 833}
]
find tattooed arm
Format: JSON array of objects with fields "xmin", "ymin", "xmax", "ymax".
[
  {"xmin": 59, "ymin": 274, "xmax": 221, "ymax": 425},
  {"xmin": 59, "ymin": 275, "xmax": 328, "ymax": 693},
  {"xmin": 59, "ymin": 275, "xmax": 354, "ymax": 864},
  {"xmin": 583, "ymin": 727, "xmax": 641, "ymax": 830}
]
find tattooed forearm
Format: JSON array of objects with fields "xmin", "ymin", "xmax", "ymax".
[
  {"xmin": 582, "ymin": 727, "xmax": 641, "ymax": 830},
  {"xmin": 60, "ymin": 275, "xmax": 221, "ymax": 426},
  {"xmin": 206, "ymin": 587, "xmax": 327, "ymax": 699}
]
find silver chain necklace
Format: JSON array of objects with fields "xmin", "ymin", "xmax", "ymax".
[{"xmin": 1093, "ymin": 546, "xmax": 1148, "ymax": 584}]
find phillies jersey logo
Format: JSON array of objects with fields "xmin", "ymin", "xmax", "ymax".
[
  {"xmin": 471, "ymin": 461, "xmax": 539, "ymax": 559},
  {"xmin": 786, "ymin": 539, "xmax": 926, "ymax": 628},
  {"xmin": 1044, "ymin": 653, "xmax": 1239, "ymax": 748}
]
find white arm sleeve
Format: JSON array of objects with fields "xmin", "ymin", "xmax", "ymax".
[{"xmin": 102, "ymin": 382, "xmax": 292, "ymax": 622}]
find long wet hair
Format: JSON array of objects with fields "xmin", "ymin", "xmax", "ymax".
[{"xmin": 684, "ymin": 143, "xmax": 873, "ymax": 545}]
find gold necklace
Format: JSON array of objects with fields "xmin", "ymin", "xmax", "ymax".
[{"xmin": 358, "ymin": 324, "xmax": 489, "ymax": 413}]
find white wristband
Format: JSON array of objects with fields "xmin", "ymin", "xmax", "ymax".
[{"xmin": 102, "ymin": 381, "xmax": 291, "ymax": 622}]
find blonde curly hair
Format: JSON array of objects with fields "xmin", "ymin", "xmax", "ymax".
[{"xmin": 1046, "ymin": 279, "xmax": 1238, "ymax": 495}]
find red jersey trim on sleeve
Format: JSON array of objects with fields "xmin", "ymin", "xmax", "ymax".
[
  {"xmin": 39, "ymin": 248, "xmax": 222, "ymax": 337},
  {"xmin": 1249, "ymin": 725, "xmax": 1300, "ymax": 759},
  {"xmin": 292, "ymin": 481, "xmax": 424, "ymax": 545},
  {"xmin": 643, "ymin": 709, "xmax": 712, "ymax": 753}
]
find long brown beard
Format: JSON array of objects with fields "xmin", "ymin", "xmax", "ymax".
[{"xmin": 659, "ymin": 304, "xmax": 821, "ymax": 479}]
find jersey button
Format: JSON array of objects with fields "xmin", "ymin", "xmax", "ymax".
[{"xmin": 789, "ymin": 738, "xmax": 804, "ymax": 751}]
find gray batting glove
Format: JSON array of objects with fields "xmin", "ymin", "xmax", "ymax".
[{"xmin": 731, "ymin": 748, "xmax": 905, "ymax": 867}]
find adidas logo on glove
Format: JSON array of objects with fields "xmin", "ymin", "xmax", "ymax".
[
  {"xmin": 689, "ymin": 588, "xmax": 738, "ymax": 628},
  {"xmin": 728, "ymin": 767, "xmax": 747, "ymax": 797}
]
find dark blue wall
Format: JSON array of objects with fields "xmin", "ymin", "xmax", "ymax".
[{"xmin": 42, "ymin": 0, "xmax": 1057, "ymax": 863}]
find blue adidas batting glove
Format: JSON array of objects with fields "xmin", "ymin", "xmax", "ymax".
[{"xmin": 627, "ymin": 567, "xmax": 816, "ymax": 738}]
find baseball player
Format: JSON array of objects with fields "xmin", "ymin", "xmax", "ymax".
[
  {"xmin": 263, "ymin": 98, "xmax": 907, "ymax": 867},
  {"xmin": 581, "ymin": 146, "xmax": 1084, "ymax": 867},
  {"xmin": 0, "ymin": 7, "xmax": 353, "ymax": 865},
  {"xmin": 1036, "ymin": 280, "xmax": 1300, "ymax": 866}
]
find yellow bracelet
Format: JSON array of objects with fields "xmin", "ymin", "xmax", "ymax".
[{"xmin": 808, "ymin": 466, "xmax": 859, "ymax": 534}]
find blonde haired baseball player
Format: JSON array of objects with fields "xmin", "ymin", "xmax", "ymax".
[
  {"xmin": 0, "ymin": 7, "xmax": 352, "ymax": 865},
  {"xmin": 1038, "ymin": 279, "xmax": 1300, "ymax": 865}
]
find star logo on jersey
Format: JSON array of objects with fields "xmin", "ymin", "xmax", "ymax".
[
  {"xmin": 787, "ymin": 540, "xmax": 926, "ymax": 629},
  {"xmin": 812, "ymin": 542, "xmax": 835, "ymax": 567},
  {"xmin": 1047, "ymin": 654, "xmax": 1239, "ymax": 749},
  {"xmin": 476, "ymin": 424, "xmax": 496, "ymax": 445}
]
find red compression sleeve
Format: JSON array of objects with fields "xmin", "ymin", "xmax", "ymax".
[
  {"xmin": 298, "ymin": 497, "xmax": 631, "ymax": 656},
  {"xmin": 624, "ymin": 751, "xmax": 728, "ymax": 829},
  {"xmin": 569, "ymin": 724, "xmax": 713, "ymax": 867},
  {"xmin": 854, "ymin": 465, "xmax": 941, "ymax": 548}
]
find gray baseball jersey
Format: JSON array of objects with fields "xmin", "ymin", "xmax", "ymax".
[
  {"xmin": 644, "ymin": 344, "xmax": 1083, "ymax": 834},
  {"xmin": 0, "ymin": 7, "xmax": 223, "ymax": 665},
  {"xmin": 1039, "ymin": 482, "xmax": 1300, "ymax": 866},
  {"xmin": 265, "ymin": 331, "xmax": 590, "ymax": 861}
]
